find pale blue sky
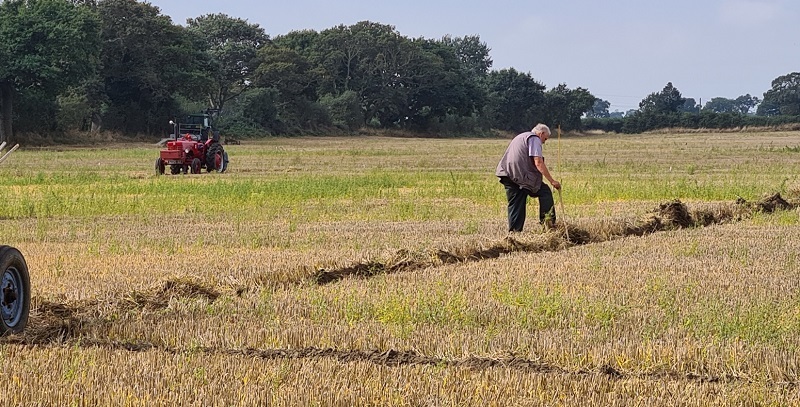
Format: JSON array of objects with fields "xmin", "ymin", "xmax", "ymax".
[{"xmin": 152, "ymin": 0, "xmax": 799, "ymax": 112}]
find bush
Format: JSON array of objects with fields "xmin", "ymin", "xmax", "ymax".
[{"xmin": 319, "ymin": 91, "xmax": 362, "ymax": 131}]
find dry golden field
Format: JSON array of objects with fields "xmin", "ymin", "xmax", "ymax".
[{"xmin": 0, "ymin": 131, "xmax": 799, "ymax": 406}]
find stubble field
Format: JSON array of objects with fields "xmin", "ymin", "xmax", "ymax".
[{"xmin": 0, "ymin": 132, "xmax": 799, "ymax": 406}]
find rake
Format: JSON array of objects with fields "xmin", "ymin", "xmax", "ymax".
[{"xmin": 557, "ymin": 126, "xmax": 570, "ymax": 242}]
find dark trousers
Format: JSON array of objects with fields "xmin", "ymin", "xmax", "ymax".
[{"xmin": 499, "ymin": 177, "xmax": 555, "ymax": 232}]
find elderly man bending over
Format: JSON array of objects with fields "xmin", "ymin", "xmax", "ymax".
[{"xmin": 496, "ymin": 123, "xmax": 562, "ymax": 232}]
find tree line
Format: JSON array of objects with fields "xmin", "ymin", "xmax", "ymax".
[
  {"xmin": 1, "ymin": 0, "xmax": 799, "ymax": 143},
  {"xmin": 585, "ymin": 78, "xmax": 800, "ymax": 134},
  {"xmin": 0, "ymin": 0, "xmax": 595, "ymax": 142}
]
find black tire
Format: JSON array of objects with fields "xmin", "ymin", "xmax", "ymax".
[
  {"xmin": 170, "ymin": 165, "xmax": 181, "ymax": 175},
  {"xmin": 221, "ymin": 151, "xmax": 229, "ymax": 173},
  {"xmin": 205, "ymin": 143, "xmax": 226, "ymax": 172},
  {"xmin": 155, "ymin": 158, "xmax": 165, "ymax": 175},
  {"xmin": 0, "ymin": 246, "xmax": 30, "ymax": 335},
  {"xmin": 191, "ymin": 158, "xmax": 202, "ymax": 174}
]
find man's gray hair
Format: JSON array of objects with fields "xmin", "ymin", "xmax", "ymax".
[{"xmin": 532, "ymin": 123, "xmax": 551, "ymax": 136}]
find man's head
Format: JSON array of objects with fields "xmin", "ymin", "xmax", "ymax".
[{"xmin": 532, "ymin": 124, "xmax": 551, "ymax": 143}]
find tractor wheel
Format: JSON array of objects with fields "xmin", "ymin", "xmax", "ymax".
[
  {"xmin": 191, "ymin": 158, "xmax": 202, "ymax": 174},
  {"xmin": 170, "ymin": 165, "xmax": 181, "ymax": 175},
  {"xmin": 205, "ymin": 143, "xmax": 227, "ymax": 172},
  {"xmin": 0, "ymin": 246, "xmax": 30, "ymax": 335},
  {"xmin": 155, "ymin": 158, "xmax": 165, "ymax": 175}
]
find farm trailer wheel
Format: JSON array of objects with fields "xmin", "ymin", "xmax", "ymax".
[{"xmin": 0, "ymin": 246, "xmax": 30, "ymax": 334}]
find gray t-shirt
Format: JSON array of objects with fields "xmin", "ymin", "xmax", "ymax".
[{"xmin": 528, "ymin": 136, "xmax": 543, "ymax": 158}]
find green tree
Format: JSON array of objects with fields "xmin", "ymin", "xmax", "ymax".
[
  {"xmin": 314, "ymin": 21, "xmax": 460, "ymax": 128},
  {"xmin": 639, "ymin": 82, "xmax": 685, "ymax": 114},
  {"xmin": 733, "ymin": 94, "xmax": 759, "ymax": 114},
  {"xmin": 704, "ymin": 95, "xmax": 759, "ymax": 114},
  {"xmin": 439, "ymin": 34, "xmax": 492, "ymax": 80},
  {"xmin": 187, "ymin": 14, "xmax": 268, "ymax": 113},
  {"xmin": 543, "ymin": 84, "xmax": 595, "ymax": 131},
  {"xmin": 678, "ymin": 98, "xmax": 699, "ymax": 113},
  {"xmin": 98, "ymin": 0, "xmax": 201, "ymax": 134},
  {"xmin": 215, "ymin": 87, "xmax": 280, "ymax": 136},
  {"xmin": 0, "ymin": 0, "xmax": 100, "ymax": 142},
  {"xmin": 703, "ymin": 97, "xmax": 737, "ymax": 113},
  {"xmin": 273, "ymin": 29, "xmax": 321, "ymax": 58},
  {"xmin": 758, "ymin": 73, "xmax": 800, "ymax": 116},
  {"xmin": 483, "ymin": 68, "xmax": 546, "ymax": 132},
  {"xmin": 319, "ymin": 90, "xmax": 361, "ymax": 131},
  {"xmin": 276, "ymin": 23, "xmax": 486, "ymax": 133},
  {"xmin": 586, "ymin": 98, "xmax": 610, "ymax": 118},
  {"xmin": 314, "ymin": 22, "xmax": 374, "ymax": 96},
  {"xmin": 252, "ymin": 45, "xmax": 323, "ymax": 131},
  {"xmin": 406, "ymin": 37, "xmax": 485, "ymax": 130},
  {"xmin": 755, "ymin": 98, "xmax": 781, "ymax": 116}
]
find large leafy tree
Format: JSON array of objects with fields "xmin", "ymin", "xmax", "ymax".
[
  {"xmin": 314, "ymin": 21, "xmax": 430, "ymax": 127},
  {"xmin": 439, "ymin": 34, "xmax": 492, "ymax": 81},
  {"xmin": 98, "ymin": 0, "xmax": 201, "ymax": 133},
  {"xmin": 0, "ymin": 0, "xmax": 100, "ymax": 142},
  {"xmin": 314, "ymin": 22, "xmax": 375, "ymax": 96},
  {"xmin": 186, "ymin": 14, "xmax": 268, "ymax": 113},
  {"xmin": 542, "ymin": 84, "xmax": 595, "ymax": 131},
  {"xmin": 758, "ymin": 73, "xmax": 800, "ymax": 116},
  {"xmin": 733, "ymin": 94, "xmax": 759, "ymax": 114},
  {"xmin": 678, "ymin": 98, "xmax": 700, "ymax": 114},
  {"xmin": 252, "ymin": 45, "xmax": 322, "ymax": 131},
  {"xmin": 586, "ymin": 98, "xmax": 610, "ymax": 118},
  {"xmin": 703, "ymin": 97, "xmax": 736, "ymax": 113},
  {"xmin": 405, "ymin": 38, "xmax": 485, "ymax": 129},
  {"xmin": 254, "ymin": 47, "xmax": 317, "ymax": 100},
  {"xmin": 483, "ymin": 68, "xmax": 546, "ymax": 132},
  {"xmin": 639, "ymin": 82, "xmax": 686, "ymax": 114},
  {"xmin": 705, "ymin": 94, "xmax": 760, "ymax": 114},
  {"xmin": 273, "ymin": 29, "xmax": 320, "ymax": 58}
]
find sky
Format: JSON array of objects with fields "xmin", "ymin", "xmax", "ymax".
[{"xmin": 151, "ymin": 0, "xmax": 799, "ymax": 113}]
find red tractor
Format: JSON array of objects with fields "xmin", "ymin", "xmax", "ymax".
[
  {"xmin": 0, "ymin": 142, "xmax": 30, "ymax": 334},
  {"xmin": 155, "ymin": 113, "xmax": 229, "ymax": 175}
]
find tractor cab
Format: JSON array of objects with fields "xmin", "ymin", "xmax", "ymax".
[{"xmin": 170, "ymin": 113, "xmax": 214, "ymax": 142}]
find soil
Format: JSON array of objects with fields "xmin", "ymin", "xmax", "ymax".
[
  {"xmin": 657, "ymin": 199, "xmax": 694, "ymax": 228},
  {"xmin": 756, "ymin": 193, "xmax": 792, "ymax": 213}
]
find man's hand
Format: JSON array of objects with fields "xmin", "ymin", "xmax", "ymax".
[{"xmin": 534, "ymin": 157, "xmax": 561, "ymax": 190}]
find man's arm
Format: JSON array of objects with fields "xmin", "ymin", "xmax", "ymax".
[{"xmin": 533, "ymin": 157, "xmax": 561, "ymax": 190}]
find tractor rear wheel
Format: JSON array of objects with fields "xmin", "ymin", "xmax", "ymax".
[
  {"xmin": 191, "ymin": 158, "xmax": 202, "ymax": 174},
  {"xmin": 155, "ymin": 158, "xmax": 165, "ymax": 175},
  {"xmin": 205, "ymin": 143, "xmax": 228, "ymax": 173},
  {"xmin": 0, "ymin": 246, "xmax": 30, "ymax": 335}
]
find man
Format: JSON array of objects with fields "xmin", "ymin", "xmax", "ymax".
[{"xmin": 496, "ymin": 123, "xmax": 562, "ymax": 232}]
